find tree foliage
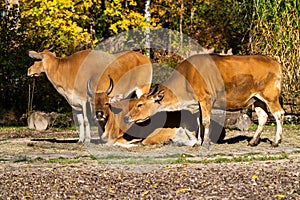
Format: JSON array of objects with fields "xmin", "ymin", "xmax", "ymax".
[
  {"xmin": 250, "ymin": 0, "xmax": 299, "ymax": 113},
  {"xmin": 104, "ymin": 0, "xmax": 153, "ymax": 34},
  {"xmin": 19, "ymin": 0, "xmax": 95, "ymax": 55},
  {"xmin": 151, "ymin": 0, "xmax": 252, "ymax": 53},
  {"xmin": 0, "ymin": 0, "xmax": 299, "ymax": 125}
]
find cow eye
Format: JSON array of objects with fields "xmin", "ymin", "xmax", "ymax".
[
  {"xmin": 105, "ymin": 102, "xmax": 109, "ymax": 106},
  {"xmin": 137, "ymin": 103, "xmax": 143, "ymax": 108}
]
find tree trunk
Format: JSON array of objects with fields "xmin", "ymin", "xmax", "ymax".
[{"xmin": 144, "ymin": 0, "xmax": 151, "ymax": 58}]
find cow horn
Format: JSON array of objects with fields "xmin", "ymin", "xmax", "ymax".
[
  {"xmin": 146, "ymin": 84, "xmax": 159, "ymax": 97},
  {"xmin": 48, "ymin": 45, "xmax": 55, "ymax": 51},
  {"xmin": 105, "ymin": 75, "xmax": 114, "ymax": 95},
  {"xmin": 87, "ymin": 79, "xmax": 94, "ymax": 97},
  {"xmin": 38, "ymin": 40, "xmax": 46, "ymax": 52}
]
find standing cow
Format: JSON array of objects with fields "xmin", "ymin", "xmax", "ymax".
[
  {"xmin": 125, "ymin": 54, "xmax": 284, "ymax": 148},
  {"xmin": 27, "ymin": 49, "xmax": 152, "ymax": 142}
]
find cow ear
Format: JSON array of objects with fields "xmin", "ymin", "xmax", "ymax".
[
  {"xmin": 28, "ymin": 51, "xmax": 44, "ymax": 60},
  {"xmin": 109, "ymin": 94, "xmax": 124, "ymax": 103},
  {"xmin": 152, "ymin": 90, "xmax": 164, "ymax": 102}
]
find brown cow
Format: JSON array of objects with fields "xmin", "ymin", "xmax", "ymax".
[
  {"xmin": 28, "ymin": 49, "xmax": 152, "ymax": 143},
  {"xmin": 125, "ymin": 54, "xmax": 284, "ymax": 148}
]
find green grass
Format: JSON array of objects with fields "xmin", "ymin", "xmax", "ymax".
[
  {"xmin": 0, "ymin": 126, "xmax": 29, "ymax": 131},
  {"xmin": 94, "ymin": 151, "xmax": 292, "ymax": 165},
  {"xmin": 47, "ymin": 157, "xmax": 82, "ymax": 164},
  {"xmin": 246, "ymin": 123, "xmax": 299, "ymax": 131},
  {"xmin": 13, "ymin": 157, "xmax": 31, "ymax": 163},
  {"xmin": 9, "ymin": 151, "xmax": 292, "ymax": 165},
  {"xmin": 172, "ymin": 152, "xmax": 289, "ymax": 164},
  {"xmin": 0, "ymin": 126, "xmax": 78, "ymax": 132},
  {"xmin": 11, "ymin": 155, "xmax": 95, "ymax": 164},
  {"xmin": 97, "ymin": 156, "xmax": 174, "ymax": 165}
]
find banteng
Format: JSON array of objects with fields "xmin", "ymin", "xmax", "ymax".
[
  {"xmin": 28, "ymin": 49, "xmax": 152, "ymax": 142},
  {"xmin": 125, "ymin": 54, "xmax": 284, "ymax": 147}
]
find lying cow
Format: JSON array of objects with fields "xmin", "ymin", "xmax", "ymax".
[
  {"xmin": 27, "ymin": 49, "xmax": 152, "ymax": 142},
  {"xmin": 88, "ymin": 81, "xmax": 225, "ymax": 147},
  {"xmin": 125, "ymin": 54, "xmax": 284, "ymax": 148}
]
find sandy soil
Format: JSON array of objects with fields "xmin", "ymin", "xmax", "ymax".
[{"xmin": 0, "ymin": 127, "xmax": 299, "ymax": 199}]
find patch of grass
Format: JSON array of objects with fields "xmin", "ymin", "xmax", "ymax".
[
  {"xmin": 248, "ymin": 123, "xmax": 299, "ymax": 131},
  {"xmin": 178, "ymin": 152, "xmax": 290, "ymax": 164},
  {"xmin": 0, "ymin": 126, "xmax": 78, "ymax": 132},
  {"xmin": 94, "ymin": 151, "xmax": 293, "ymax": 165},
  {"xmin": 14, "ymin": 157, "xmax": 31, "ymax": 163},
  {"xmin": 88, "ymin": 155, "xmax": 97, "ymax": 160},
  {"xmin": 47, "ymin": 157, "xmax": 81, "ymax": 164},
  {"xmin": 34, "ymin": 157, "xmax": 44, "ymax": 162},
  {"xmin": 49, "ymin": 126, "xmax": 78, "ymax": 131},
  {"xmin": 11, "ymin": 155, "xmax": 94, "ymax": 164},
  {"xmin": 0, "ymin": 126, "xmax": 29, "ymax": 131},
  {"xmin": 97, "ymin": 155, "xmax": 183, "ymax": 165},
  {"xmin": 283, "ymin": 123, "xmax": 300, "ymax": 130},
  {"xmin": 206, "ymin": 153, "xmax": 234, "ymax": 158}
]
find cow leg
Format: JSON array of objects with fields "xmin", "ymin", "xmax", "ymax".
[
  {"xmin": 197, "ymin": 100, "xmax": 212, "ymax": 148},
  {"xmin": 267, "ymin": 102, "xmax": 284, "ymax": 147},
  {"xmin": 82, "ymin": 102, "xmax": 91, "ymax": 143},
  {"xmin": 249, "ymin": 102, "xmax": 268, "ymax": 146},
  {"xmin": 142, "ymin": 128, "xmax": 175, "ymax": 145},
  {"xmin": 113, "ymin": 137, "xmax": 140, "ymax": 148},
  {"xmin": 76, "ymin": 113, "xmax": 85, "ymax": 143},
  {"xmin": 196, "ymin": 117, "xmax": 202, "ymax": 143},
  {"xmin": 84, "ymin": 117, "xmax": 91, "ymax": 143}
]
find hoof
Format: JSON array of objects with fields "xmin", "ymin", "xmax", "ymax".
[
  {"xmin": 248, "ymin": 138, "xmax": 259, "ymax": 147},
  {"xmin": 278, "ymin": 139, "xmax": 282, "ymax": 144},
  {"xmin": 271, "ymin": 142, "xmax": 279, "ymax": 147},
  {"xmin": 202, "ymin": 139, "xmax": 212, "ymax": 150},
  {"xmin": 248, "ymin": 142, "xmax": 258, "ymax": 147},
  {"xmin": 193, "ymin": 139, "xmax": 202, "ymax": 147},
  {"xmin": 193, "ymin": 142, "xmax": 202, "ymax": 147}
]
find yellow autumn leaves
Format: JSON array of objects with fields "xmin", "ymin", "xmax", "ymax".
[
  {"xmin": 19, "ymin": 0, "xmax": 161, "ymax": 52},
  {"xmin": 20, "ymin": 0, "xmax": 93, "ymax": 51}
]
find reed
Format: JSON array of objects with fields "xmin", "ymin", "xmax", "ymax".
[{"xmin": 250, "ymin": 0, "xmax": 299, "ymax": 113}]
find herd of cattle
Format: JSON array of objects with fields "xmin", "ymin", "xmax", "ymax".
[{"xmin": 27, "ymin": 49, "xmax": 284, "ymax": 148}]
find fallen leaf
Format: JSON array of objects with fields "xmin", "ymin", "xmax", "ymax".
[
  {"xmin": 176, "ymin": 188, "xmax": 190, "ymax": 195},
  {"xmin": 252, "ymin": 174, "xmax": 258, "ymax": 179},
  {"xmin": 275, "ymin": 194, "xmax": 285, "ymax": 198},
  {"xmin": 141, "ymin": 190, "xmax": 149, "ymax": 197}
]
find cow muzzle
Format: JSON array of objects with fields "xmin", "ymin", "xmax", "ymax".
[
  {"xmin": 95, "ymin": 111, "xmax": 106, "ymax": 122},
  {"xmin": 27, "ymin": 71, "xmax": 41, "ymax": 77},
  {"xmin": 124, "ymin": 115, "xmax": 150, "ymax": 124}
]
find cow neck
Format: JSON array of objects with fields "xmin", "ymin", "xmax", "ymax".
[
  {"xmin": 156, "ymin": 85, "xmax": 181, "ymax": 112},
  {"xmin": 104, "ymin": 112, "xmax": 121, "ymax": 141},
  {"xmin": 43, "ymin": 57, "xmax": 61, "ymax": 85},
  {"xmin": 46, "ymin": 57, "xmax": 76, "ymax": 90}
]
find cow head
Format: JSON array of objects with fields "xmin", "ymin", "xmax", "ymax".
[
  {"xmin": 87, "ymin": 76, "xmax": 123, "ymax": 123},
  {"xmin": 124, "ymin": 85, "xmax": 164, "ymax": 124},
  {"xmin": 27, "ymin": 49, "xmax": 56, "ymax": 77},
  {"xmin": 27, "ymin": 61, "xmax": 44, "ymax": 77}
]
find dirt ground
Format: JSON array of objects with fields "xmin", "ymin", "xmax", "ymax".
[{"xmin": 0, "ymin": 127, "xmax": 299, "ymax": 199}]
